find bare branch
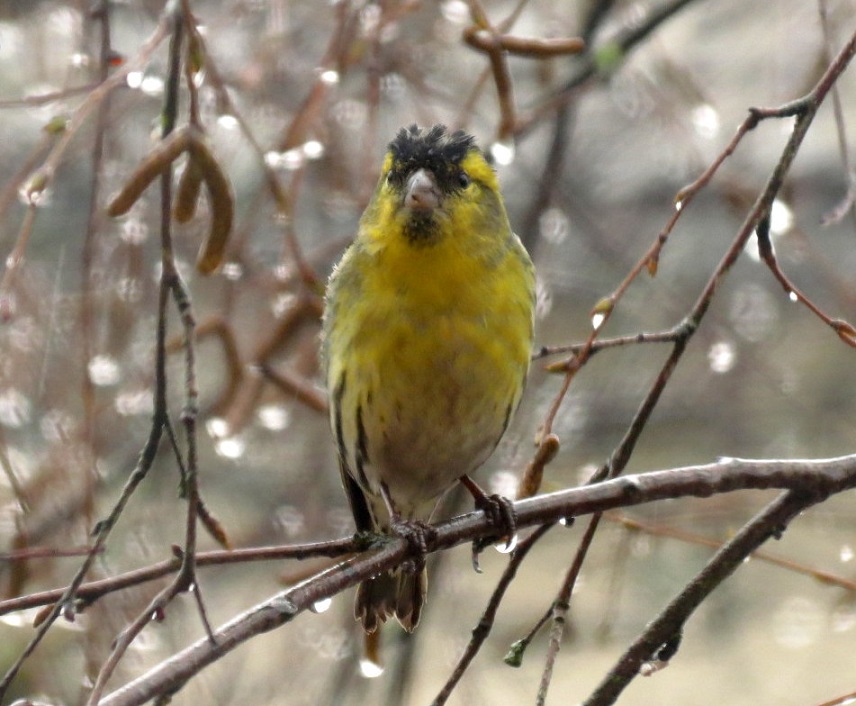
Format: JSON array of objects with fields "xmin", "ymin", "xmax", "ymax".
[{"xmin": 96, "ymin": 454, "xmax": 856, "ymax": 706}]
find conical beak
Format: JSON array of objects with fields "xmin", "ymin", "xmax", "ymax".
[{"xmin": 404, "ymin": 168, "xmax": 440, "ymax": 213}]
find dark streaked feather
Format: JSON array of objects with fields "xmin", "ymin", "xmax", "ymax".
[{"xmin": 340, "ymin": 458, "xmax": 374, "ymax": 533}]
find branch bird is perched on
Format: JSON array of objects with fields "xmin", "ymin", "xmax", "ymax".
[{"xmin": 322, "ymin": 124, "xmax": 535, "ymax": 634}]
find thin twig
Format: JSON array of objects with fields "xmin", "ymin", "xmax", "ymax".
[
  {"xmin": 757, "ymin": 213, "xmax": 856, "ymax": 347},
  {"xmin": 533, "ymin": 326, "xmax": 682, "ymax": 364},
  {"xmin": 430, "ymin": 523, "xmax": 554, "ymax": 706},
  {"xmin": 606, "ymin": 512, "xmax": 856, "ymax": 592},
  {"xmin": 552, "ymin": 28, "xmax": 856, "ymax": 487},
  {"xmin": 0, "ymin": 546, "xmax": 101, "ymax": 562},
  {"xmin": 22, "ymin": 16, "xmax": 171, "ymax": 203},
  {"xmin": 80, "ymin": 0, "xmax": 114, "ymax": 541},
  {"xmin": 813, "ymin": 688, "xmax": 856, "ymax": 706},
  {"xmin": 0, "ymin": 204, "xmax": 38, "ymax": 298},
  {"xmin": 817, "ymin": 0, "xmax": 856, "ymax": 233},
  {"xmin": 465, "ymin": 0, "xmax": 518, "ymax": 142},
  {"xmin": 536, "ymin": 514, "xmax": 601, "ymax": 705},
  {"xmin": 86, "ymin": 11, "xmax": 197, "ymax": 703},
  {"xmin": 0, "ymin": 538, "xmax": 362, "ymax": 617},
  {"xmin": 537, "ymin": 102, "xmax": 802, "ymax": 379},
  {"xmin": 453, "ymin": 0, "xmax": 531, "ymax": 130},
  {"xmin": 0, "ymin": 130, "xmax": 53, "ymax": 230},
  {"xmin": 463, "ymin": 29, "xmax": 584, "ymax": 58},
  {"xmin": 0, "ymin": 82, "xmax": 102, "ymax": 108},
  {"xmin": 522, "ymin": 29, "xmax": 856, "ymax": 699}
]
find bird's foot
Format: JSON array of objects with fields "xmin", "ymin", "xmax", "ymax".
[
  {"xmin": 377, "ymin": 481, "xmax": 436, "ymax": 574},
  {"xmin": 389, "ymin": 517, "xmax": 436, "ymax": 574},
  {"xmin": 478, "ymin": 493, "xmax": 518, "ymax": 541},
  {"xmin": 459, "ymin": 475, "xmax": 518, "ymax": 571}
]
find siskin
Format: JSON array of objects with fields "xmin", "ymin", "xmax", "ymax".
[{"xmin": 322, "ymin": 124, "xmax": 535, "ymax": 634}]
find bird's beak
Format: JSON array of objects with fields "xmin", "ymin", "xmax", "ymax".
[{"xmin": 404, "ymin": 168, "xmax": 440, "ymax": 213}]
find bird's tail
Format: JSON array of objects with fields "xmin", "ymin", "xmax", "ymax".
[{"xmin": 355, "ymin": 567, "xmax": 427, "ymax": 634}]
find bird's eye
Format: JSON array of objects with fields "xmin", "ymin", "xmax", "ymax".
[{"xmin": 457, "ymin": 171, "xmax": 471, "ymax": 188}]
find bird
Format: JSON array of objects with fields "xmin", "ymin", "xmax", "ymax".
[{"xmin": 322, "ymin": 124, "xmax": 535, "ymax": 635}]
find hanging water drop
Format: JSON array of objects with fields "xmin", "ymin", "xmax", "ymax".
[
  {"xmin": 770, "ymin": 198, "xmax": 794, "ymax": 236},
  {"xmin": 359, "ymin": 658, "xmax": 384, "ymax": 678},
  {"xmin": 495, "ymin": 533, "xmax": 518, "ymax": 554},
  {"xmin": 310, "ymin": 597, "xmax": 332, "ymax": 614}
]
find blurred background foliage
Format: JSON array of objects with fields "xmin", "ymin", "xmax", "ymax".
[{"xmin": 0, "ymin": 1, "xmax": 855, "ymax": 704}]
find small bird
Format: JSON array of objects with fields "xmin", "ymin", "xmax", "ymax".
[{"xmin": 322, "ymin": 124, "xmax": 535, "ymax": 634}]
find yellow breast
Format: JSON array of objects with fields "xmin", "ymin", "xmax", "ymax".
[{"xmin": 326, "ymin": 231, "xmax": 532, "ymax": 508}]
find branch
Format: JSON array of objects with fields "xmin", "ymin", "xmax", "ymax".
[
  {"xmin": 96, "ymin": 454, "xmax": 856, "ymax": 706},
  {"xmin": 584, "ymin": 490, "xmax": 816, "ymax": 705},
  {"xmin": 0, "ymin": 538, "xmax": 360, "ymax": 617}
]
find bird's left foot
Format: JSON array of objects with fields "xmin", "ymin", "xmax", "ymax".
[{"xmin": 459, "ymin": 475, "xmax": 518, "ymax": 571}]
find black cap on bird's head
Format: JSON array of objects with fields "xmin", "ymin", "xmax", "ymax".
[
  {"xmin": 377, "ymin": 125, "xmax": 496, "ymax": 243},
  {"xmin": 386, "ymin": 124, "xmax": 480, "ymax": 196}
]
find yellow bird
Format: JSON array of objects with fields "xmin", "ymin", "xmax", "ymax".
[{"xmin": 322, "ymin": 124, "xmax": 535, "ymax": 634}]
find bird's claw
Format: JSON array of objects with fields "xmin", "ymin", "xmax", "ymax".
[
  {"xmin": 390, "ymin": 518, "xmax": 436, "ymax": 574},
  {"xmin": 470, "ymin": 493, "xmax": 518, "ymax": 570},
  {"xmin": 478, "ymin": 493, "xmax": 517, "ymax": 544}
]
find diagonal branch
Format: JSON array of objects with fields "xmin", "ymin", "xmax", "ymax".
[{"xmin": 583, "ymin": 490, "xmax": 819, "ymax": 705}]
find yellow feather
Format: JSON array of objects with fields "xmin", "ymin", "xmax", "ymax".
[{"xmin": 322, "ymin": 125, "xmax": 535, "ymax": 633}]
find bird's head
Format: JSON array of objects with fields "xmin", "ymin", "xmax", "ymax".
[{"xmin": 366, "ymin": 124, "xmax": 504, "ymax": 245}]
